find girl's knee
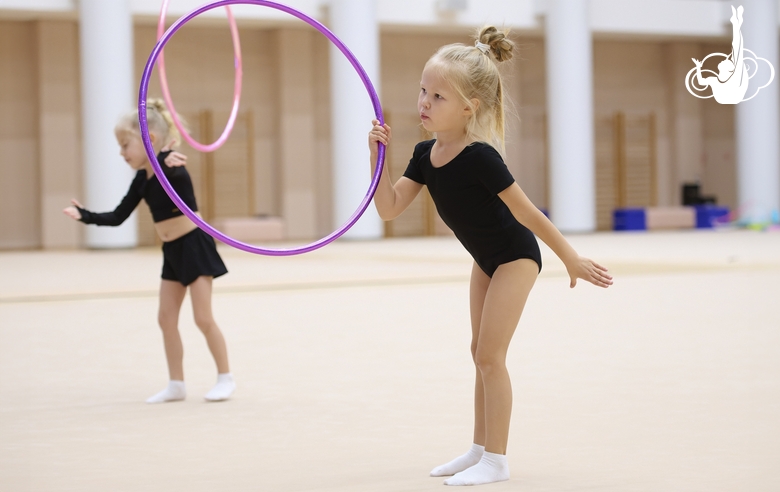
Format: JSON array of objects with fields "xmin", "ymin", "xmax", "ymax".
[
  {"xmin": 157, "ymin": 311, "xmax": 177, "ymax": 330},
  {"xmin": 194, "ymin": 315, "xmax": 217, "ymax": 334},
  {"xmin": 474, "ymin": 351, "xmax": 506, "ymax": 376}
]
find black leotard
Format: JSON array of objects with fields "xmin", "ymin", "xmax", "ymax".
[
  {"xmin": 78, "ymin": 151, "xmax": 199, "ymax": 225},
  {"xmin": 403, "ymin": 139, "xmax": 542, "ymax": 277}
]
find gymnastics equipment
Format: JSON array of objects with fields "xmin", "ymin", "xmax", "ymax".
[{"xmin": 139, "ymin": 0, "xmax": 385, "ymax": 256}]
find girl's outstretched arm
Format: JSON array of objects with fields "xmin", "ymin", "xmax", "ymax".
[
  {"xmin": 498, "ymin": 183, "xmax": 613, "ymax": 288},
  {"xmin": 368, "ymin": 120, "xmax": 423, "ymax": 220},
  {"xmin": 63, "ymin": 199, "xmax": 83, "ymax": 220},
  {"xmin": 63, "ymin": 176, "xmax": 143, "ymax": 226}
]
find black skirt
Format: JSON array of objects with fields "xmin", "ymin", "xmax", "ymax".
[{"xmin": 161, "ymin": 228, "xmax": 227, "ymax": 286}]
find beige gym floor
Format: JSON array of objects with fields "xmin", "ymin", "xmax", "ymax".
[{"xmin": 1, "ymin": 230, "xmax": 779, "ymax": 491}]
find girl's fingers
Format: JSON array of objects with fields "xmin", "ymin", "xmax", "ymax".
[
  {"xmin": 572, "ymin": 259, "xmax": 612, "ymax": 288},
  {"xmin": 592, "ymin": 270, "xmax": 613, "ymax": 287},
  {"xmin": 370, "ymin": 130, "xmax": 389, "ymax": 143}
]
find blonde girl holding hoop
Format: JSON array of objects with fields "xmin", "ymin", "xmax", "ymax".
[{"xmin": 368, "ymin": 27, "xmax": 613, "ymax": 486}]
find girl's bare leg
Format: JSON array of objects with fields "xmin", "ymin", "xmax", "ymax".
[
  {"xmin": 189, "ymin": 276, "xmax": 229, "ymax": 373},
  {"xmin": 158, "ymin": 279, "xmax": 187, "ymax": 380},
  {"xmin": 146, "ymin": 279, "xmax": 188, "ymax": 403},
  {"xmin": 476, "ymin": 259, "xmax": 537, "ymax": 453},
  {"xmin": 444, "ymin": 258, "xmax": 538, "ymax": 486},
  {"xmin": 189, "ymin": 276, "xmax": 235, "ymax": 401},
  {"xmin": 469, "ymin": 262, "xmax": 492, "ymax": 447},
  {"xmin": 430, "ymin": 262, "xmax": 492, "ymax": 477}
]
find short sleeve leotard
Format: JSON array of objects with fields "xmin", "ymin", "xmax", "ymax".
[
  {"xmin": 77, "ymin": 151, "xmax": 199, "ymax": 226},
  {"xmin": 403, "ymin": 139, "xmax": 542, "ymax": 277}
]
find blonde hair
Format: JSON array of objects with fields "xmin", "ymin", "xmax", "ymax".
[
  {"xmin": 115, "ymin": 98, "xmax": 182, "ymax": 150},
  {"xmin": 425, "ymin": 26, "xmax": 514, "ymax": 151}
]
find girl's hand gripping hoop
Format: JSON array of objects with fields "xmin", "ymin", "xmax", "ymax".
[{"xmin": 140, "ymin": 0, "xmax": 385, "ymax": 256}]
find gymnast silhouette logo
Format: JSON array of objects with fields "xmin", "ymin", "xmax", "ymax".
[{"xmin": 685, "ymin": 5, "xmax": 774, "ymax": 104}]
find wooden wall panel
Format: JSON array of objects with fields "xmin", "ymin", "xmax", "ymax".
[
  {"xmin": 0, "ymin": 21, "xmax": 40, "ymax": 249},
  {"xmin": 37, "ymin": 20, "xmax": 82, "ymax": 249},
  {"xmin": 276, "ymin": 28, "xmax": 317, "ymax": 240},
  {"xmin": 210, "ymin": 111, "xmax": 254, "ymax": 219},
  {"xmin": 0, "ymin": 20, "xmax": 738, "ymax": 248},
  {"xmin": 312, "ymin": 33, "xmax": 332, "ymax": 237},
  {"xmin": 134, "ymin": 24, "xmax": 285, "ymax": 239},
  {"xmin": 595, "ymin": 114, "xmax": 617, "ymax": 231}
]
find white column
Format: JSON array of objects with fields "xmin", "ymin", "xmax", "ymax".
[
  {"xmin": 736, "ymin": 0, "xmax": 780, "ymax": 224},
  {"xmin": 329, "ymin": 0, "xmax": 382, "ymax": 239},
  {"xmin": 544, "ymin": 0, "xmax": 596, "ymax": 232},
  {"xmin": 79, "ymin": 0, "xmax": 136, "ymax": 248}
]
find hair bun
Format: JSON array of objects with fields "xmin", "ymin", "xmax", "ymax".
[
  {"xmin": 147, "ymin": 98, "xmax": 168, "ymax": 113},
  {"xmin": 478, "ymin": 26, "xmax": 514, "ymax": 63}
]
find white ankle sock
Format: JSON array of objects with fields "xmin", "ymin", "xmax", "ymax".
[
  {"xmin": 430, "ymin": 443, "xmax": 485, "ymax": 477},
  {"xmin": 204, "ymin": 373, "xmax": 235, "ymax": 401},
  {"xmin": 443, "ymin": 451, "xmax": 509, "ymax": 486},
  {"xmin": 145, "ymin": 380, "xmax": 186, "ymax": 404}
]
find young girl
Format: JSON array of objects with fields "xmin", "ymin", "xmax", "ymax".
[
  {"xmin": 63, "ymin": 99, "xmax": 236, "ymax": 404},
  {"xmin": 368, "ymin": 27, "xmax": 613, "ymax": 486}
]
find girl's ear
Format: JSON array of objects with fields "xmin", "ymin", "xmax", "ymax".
[{"xmin": 464, "ymin": 98, "xmax": 480, "ymax": 116}]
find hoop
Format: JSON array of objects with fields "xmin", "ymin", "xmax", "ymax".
[
  {"xmin": 139, "ymin": 0, "xmax": 385, "ymax": 256},
  {"xmin": 157, "ymin": 0, "xmax": 243, "ymax": 152}
]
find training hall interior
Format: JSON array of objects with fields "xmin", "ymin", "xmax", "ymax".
[
  {"xmin": 0, "ymin": 0, "xmax": 765, "ymax": 250},
  {"xmin": 1, "ymin": 1, "xmax": 779, "ymax": 491}
]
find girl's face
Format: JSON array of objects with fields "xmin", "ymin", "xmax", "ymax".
[
  {"xmin": 116, "ymin": 131, "xmax": 155, "ymax": 171},
  {"xmin": 418, "ymin": 65, "xmax": 472, "ymax": 135}
]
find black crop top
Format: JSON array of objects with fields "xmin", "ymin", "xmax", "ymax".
[{"xmin": 78, "ymin": 151, "xmax": 199, "ymax": 225}]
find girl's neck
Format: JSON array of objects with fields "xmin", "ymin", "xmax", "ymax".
[
  {"xmin": 435, "ymin": 129, "xmax": 471, "ymax": 146},
  {"xmin": 143, "ymin": 148, "xmax": 162, "ymax": 177},
  {"xmin": 143, "ymin": 162, "xmax": 155, "ymax": 178}
]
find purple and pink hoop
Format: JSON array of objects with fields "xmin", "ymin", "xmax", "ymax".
[
  {"xmin": 157, "ymin": 0, "xmax": 243, "ymax": 153},
  {"xmin": 139, "ymin": 0, "xmax": 385, "ymax": 256}
]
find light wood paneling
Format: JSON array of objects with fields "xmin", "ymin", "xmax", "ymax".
[
  {"xmin": 0, "ymin": 21, "xmax": 40, "ymax": 249},
  {"xmin": 0, "ymin": 20, "xmax": 741, "ymax": 248},
  {"xmin": 134, "ymin": 23, "xmax": 283, "ymax": 241},
  {"xmin": 312, "ymin": 33, "xmax": 332, "ymax": 237},
  {"xmin": 517, "ymin": 107, "xmax": 548, "ymax": 209},
  {"xmin": 595, "ymin": 113, "xmax": 617, "ymax": 231},
  {"xmin": 276, "ymin": 28, "xmax": 317, "ymax": 240},
  {"xmin": 37, "ymin": 20, "xmax": 81, "ymax": 249},
  {"xmin": 596, "ymin": 112, "xmax": 658, "ymax": 230},
  {"xmin": 210, "ymin": 110, "xmax": 254, "ymax": 220}
]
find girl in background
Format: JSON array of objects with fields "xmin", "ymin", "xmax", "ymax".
[
  {"xmin": 64, "ymin": 99, "xmax": 235, "ymax": 404},
  {"xmin": 368, "ymin": 27, "xmax": 612, "ymax": 485}
]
